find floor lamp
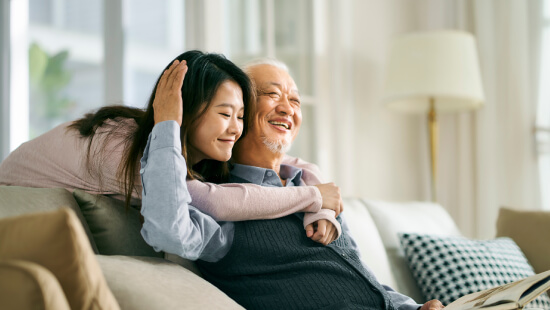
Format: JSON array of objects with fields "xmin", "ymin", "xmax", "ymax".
[{"xmin": 382, "ymin": 30, "xmax": 485, "ymax": 201}]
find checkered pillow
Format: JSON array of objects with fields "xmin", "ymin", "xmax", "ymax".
[{"xmin": 399, "ymin": 233, "xmax": 550, "ymax": 308}]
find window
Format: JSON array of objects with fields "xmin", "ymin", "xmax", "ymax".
[
  {"xmin": 5, "ymin": 0, "xmax": 186, "ymax": 152},
  {"xmin": 2, "ymin": 0, "xmax": 319, "ymax": 164},
  {"xmin": 125, "ymin": 0, "xmax": 186, "ymax": 107},
  {"xmin": 223, "ymin": 0, "xmax": 317, "ymax": 163},
  {"xmin": 28, "ymin": 0, "xmax": 104, "ymax": 138}
]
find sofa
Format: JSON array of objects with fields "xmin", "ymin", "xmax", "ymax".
[{"xmin": 0, "ymin": 185, "xmax": 548, "ymax": 309}]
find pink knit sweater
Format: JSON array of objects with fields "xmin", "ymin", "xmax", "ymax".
[{"xmin": 0, "ymin": 119, "xmax": 336, "ymax": 227}]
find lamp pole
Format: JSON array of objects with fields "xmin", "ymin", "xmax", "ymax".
[{"xmin": 428, "ymin": 97, "xmax": 438, "ymax": 202}]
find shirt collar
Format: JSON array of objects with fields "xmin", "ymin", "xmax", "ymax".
[{"xmin": 230, "ymin": 163, "xmax": 303, "ymax": 187}]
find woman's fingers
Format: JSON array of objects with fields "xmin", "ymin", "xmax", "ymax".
[
  {"xmin": 153, "ymin": 59, "xmax": 185, "ymax": 126},
  {"xmin": 167, "ymin": 60, "xmax": 184, "ymax": 89},
  {"xmin": 312, "ymin": 220, "xmax": 327, "ymax": 242},
  {"xmin": 305, "ymin": 224, "xmax": 314, "ymax": 238},
  {"xmin": 323, "ymin": 223, "xmax": 334, "ymax": 245},
  {"xmin": 328, "ymin": 228, "xmax": 338, "ymax": 245},
  {"xmin": 174, "ymin": 61, "xmax": 188, "ymax": 90},
  {"xmin": 156, "ymin": 60, "xmax": 178, "ymax": 96}
]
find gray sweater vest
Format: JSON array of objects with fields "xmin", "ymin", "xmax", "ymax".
[{"xmin": 196, "ymin": 214, "xmax": 396, "ymax": 310}]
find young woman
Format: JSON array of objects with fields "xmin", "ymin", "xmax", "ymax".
[{"xmin": 0, "ymin": 51, "xmax": 340, "ymax": 243}]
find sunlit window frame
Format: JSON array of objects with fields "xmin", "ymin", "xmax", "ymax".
[{"xmin": 1, "ymin": 0, "xmax": 188, "ymax": 159}]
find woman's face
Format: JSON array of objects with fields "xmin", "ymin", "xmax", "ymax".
[{"xmin": 188, "ymin": 80, "xmax": 244, "ymax": 164}]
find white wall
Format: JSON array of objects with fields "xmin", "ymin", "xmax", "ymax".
[
  {"xmin": 345, "ymin": 0, "xmax": 480, "ymax": 236},
  {"xmin": 349, "ymin": 0, "xmax": 429, "ymax": 201},
  {"xmin": 342, "ymin": 0, "xmax": 543, "ymax": 240}
]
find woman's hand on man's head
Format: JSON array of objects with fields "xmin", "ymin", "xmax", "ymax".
[{"xmin": 153, "ymin": 60, "xmax": 188, "ymax": 126}]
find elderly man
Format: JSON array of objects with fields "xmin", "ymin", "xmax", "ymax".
[{"xmin": 140, "ymin": 58, "xmax": 443, "ymax": 309}]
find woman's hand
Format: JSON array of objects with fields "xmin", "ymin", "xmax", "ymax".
[
  {"xmin": 153, "ymin": 60, "xmax": 188, "ymax": 126},
  {"xmin": 305, "ymin": 220, "xmax": 338, "ymax": 245},
  {"xmin": 314, "ymin": 183, "xmax": 343, "ymax": 216}
]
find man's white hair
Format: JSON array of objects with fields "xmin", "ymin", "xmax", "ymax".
[{"xmin": 242, "ymin": 58, "xmax": 289, "ymax": 74}]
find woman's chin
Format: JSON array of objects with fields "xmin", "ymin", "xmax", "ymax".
[{"xmin": 212, "ymin": 153, "xmax": 232, "ymax": 162}]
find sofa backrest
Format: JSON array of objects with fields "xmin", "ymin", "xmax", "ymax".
[
  {"xmin": 0, "ymin": 186, "xmax": 164, "ymax": 259},
  {"xmin": 342, "ymin": 198, "xmax": 397, "ymax": 288},
  {"xmin": 0, "ymin": 186, "xmax": 98, "ymax": 253}
]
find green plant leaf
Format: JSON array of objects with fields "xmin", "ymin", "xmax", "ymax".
[{"xmin": 29, "ymin": 42, "xmax": 48, "ymax": 83}]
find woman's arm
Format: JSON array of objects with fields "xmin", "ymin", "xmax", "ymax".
[
  {"xmin": 187, "ymin": 155, "xmax": 345, "ymax": 222},
  {"xmin": 141, "ymin": 62, "xmax": 231, "ymax": 262},
  {"xmin": 283, "ymin": 155, "xmax": 344, "ymax": 243},
  {"xmin": 140, "ymin": 120, "xmax": 232, "ymax": 262},
  {"xmin": 186, "ymin": 180, "xmax": 322, "ymax": 221}
]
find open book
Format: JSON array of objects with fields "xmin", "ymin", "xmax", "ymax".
[{"xmin": 445, "ymin": 270, "xmax": 550, "ymax": 310}]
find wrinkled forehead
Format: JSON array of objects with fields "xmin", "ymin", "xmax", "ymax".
[{"xmin": 248, "ymin": 64, "xmax": 299, "ymax": 94}]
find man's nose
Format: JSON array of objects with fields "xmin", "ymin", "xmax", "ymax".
[{"xmin": 275, "ymin": 96, "xmax": 294, "ymax": 116}]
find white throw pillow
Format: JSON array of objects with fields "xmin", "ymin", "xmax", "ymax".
[
  {"xmin": 362, "ymin": 200, "xmax": 461, "ymax": 250},
  {"xmin": 362, "ymin": 199, "xmax": 462, "ymax": 302}
]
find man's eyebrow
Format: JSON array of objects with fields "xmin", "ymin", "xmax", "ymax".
[{"xmin": 265, "ymin": 82, "xmax": 300, "ymax": 96}]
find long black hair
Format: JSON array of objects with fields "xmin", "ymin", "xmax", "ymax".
[{"xmin": 69, "ymin": 50, "xmax": 254, "ymax": 209}]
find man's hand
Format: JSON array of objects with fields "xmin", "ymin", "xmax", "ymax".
[
  {"xmin": 314, "ymin": 183, "xmax": 343, "ymax": 216},
  {"xmin": 305, "ymin": 219, "xmax": 338, "ymax": 245},
  {"xmin": 420, "ymin": 300, "xmax": 444, "ymax": 310},
  {"xmin": 153, "ymin": 59, "xmax": 188, "ymax": 126}
]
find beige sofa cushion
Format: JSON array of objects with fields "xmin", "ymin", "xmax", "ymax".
[
  {"xmin": 0, "ymin": 186, "xmax": 98, "ymax": 253},
  {"xmin": 0, "ymin": 260, "xmax": 70, "ymax": 310},
  {"xmin": 0, "ymin": 208, "xmax": 120, "ymax": 310},
  {"xmin": 98, "ymin": 255, "xmax": 244, "ymax": 310},
  {"xmin": 496, "ymin": 207, "xmax": 550, "ymax": 274}
]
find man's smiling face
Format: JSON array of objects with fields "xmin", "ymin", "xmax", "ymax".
[{"xmin": 247, "ymin": 64, "xmax": 302, "ymax": 154}]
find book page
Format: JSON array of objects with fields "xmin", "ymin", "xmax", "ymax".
[
  {"xmin": 518, "ymin": 274, "xmax": 550, "ymax": 306},
  {"xmin": 445, "ymin": 270, "xmax": 550, "ymax": 310}
]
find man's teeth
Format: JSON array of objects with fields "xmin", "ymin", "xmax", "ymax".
[{"xmin": 269, "ymin": 121, "xmax": 289, "ymax": 129}]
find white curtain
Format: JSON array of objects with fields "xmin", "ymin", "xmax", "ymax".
[
  {"xmin": 430, "ymin": 0, "xmax": 543, "ymax": 239},
  {"xmin": 313, "ymin": 0, "xmax": 356, "ymax": 195}
]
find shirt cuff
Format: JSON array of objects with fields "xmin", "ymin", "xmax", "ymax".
[
  {"xmin": 148, "ymin": 120, "xmax": 181, "ymax": 152},
  {"xmin": 308, "ymin": 186, "xmax": 323, "ymax": 212}
]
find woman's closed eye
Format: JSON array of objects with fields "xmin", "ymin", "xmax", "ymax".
[{"xmin": 220, "ymin": 112, "xmax": 244, "ymax": 120}]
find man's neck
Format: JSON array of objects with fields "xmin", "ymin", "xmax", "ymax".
[{"xmin": 233, "ymin": 136, "xmax": 284, "ymax": 175}]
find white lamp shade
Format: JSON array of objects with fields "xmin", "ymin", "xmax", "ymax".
[{"xmin": 382, "ymin": 30, "xmax": 485, "ymax": 113}]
